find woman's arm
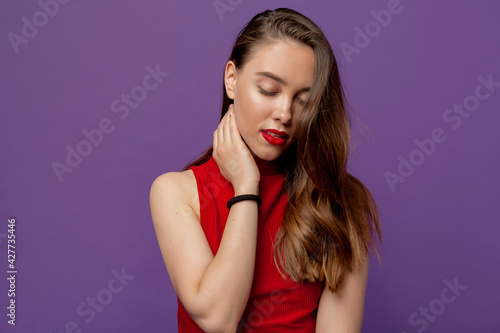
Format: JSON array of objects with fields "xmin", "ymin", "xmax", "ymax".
[
  {"xmin": 315, "ymin": 254, "xmax": 369, "ymax": 333},
  {"xmin": 150, "ymin": 171, "xmax": 259, "ymax": 333}
]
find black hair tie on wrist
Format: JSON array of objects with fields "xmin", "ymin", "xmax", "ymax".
[{"xmin": 227, "ymin": 194, "xmax": 262, "ymax": 209}]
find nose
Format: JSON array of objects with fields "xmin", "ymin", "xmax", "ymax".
[{"xmin": 273, "ymin": 95, "xmax": 293, "ymax": 126}]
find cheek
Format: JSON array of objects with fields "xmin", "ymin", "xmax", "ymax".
[
  {"xmin": 237, "ymin": 81, "xmax": 272, "ymax": 113},
  {"xmin": 234, "ymin": 82, "xmax": 277, "ymax": 137}
]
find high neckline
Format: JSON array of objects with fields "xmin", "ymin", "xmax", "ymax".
[{"xmin": 253, "ymin": 155, "xmax": 284, "ymax": 176}]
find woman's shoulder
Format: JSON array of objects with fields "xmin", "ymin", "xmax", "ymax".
[
  {"xmin": 150, "ymin": 170, "xmax": 200, "ymax": 221},
  {"xmin": 154, "ymin": 169, "xmax": 196, "ymax": 188}
]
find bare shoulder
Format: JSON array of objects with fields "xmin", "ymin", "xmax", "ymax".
[{"xmin": 150, "ymin": 170, "xmax": 200, "ymax": 221}]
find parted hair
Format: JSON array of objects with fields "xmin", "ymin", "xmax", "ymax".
[{"xmin": 182, "ymin": 7, "xmax": 382, "ymax": 293}]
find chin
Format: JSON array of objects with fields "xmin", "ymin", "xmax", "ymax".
[
  {"xmin": 248, "ymin": 136, "xmax": 292, "ymax": 161},
  {"xmin": 253, "ymin": 148, "xmax": 285, "ymax": 162}
]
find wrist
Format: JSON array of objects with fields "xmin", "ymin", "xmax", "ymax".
[
  {"xmin": 234, "ymin": 184, "xmax": 259, "ymax": 196},
  {"xmin": 227, "ymin": 194, "xmax": 262, "ymax": 209}
]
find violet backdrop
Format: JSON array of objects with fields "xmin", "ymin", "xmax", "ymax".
[{"xmin": 1, "ymin": 0, "xmax": 499, "ymax": 332}]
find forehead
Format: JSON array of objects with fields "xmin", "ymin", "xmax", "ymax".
[{"xmin": 243, "ymin": 40, "xmax": 315, "ymax": 87}]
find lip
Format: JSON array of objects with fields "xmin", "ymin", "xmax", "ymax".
[
  {"xmin": 262, "ymin": 129, "xmax": 289, "ymax": 138},
  {"xmin": 261, "ymin": 130, "xmax": 287, "ymax": 146}
]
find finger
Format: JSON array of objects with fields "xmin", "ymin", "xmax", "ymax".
[
  {"xmin": 223, "ymin": 108, "xmax": 232, "ymax": 144},
  {"xmin": 228, "ymin": 108, "xmax": 239, "ymax": 140},
  {"xmin": 217, "ymin": 117, "xmax": 224, "ymax": 146}
]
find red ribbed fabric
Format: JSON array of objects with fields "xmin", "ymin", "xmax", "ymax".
[{"xmin": 177, "ymin": 155, "xmax": 324, "ymax": 332}]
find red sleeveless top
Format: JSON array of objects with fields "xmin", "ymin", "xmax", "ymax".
[{"xmin": 178, "ymin": 155, "xmax": 324, "ymax": 332}]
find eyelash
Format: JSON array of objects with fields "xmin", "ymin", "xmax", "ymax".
[{"xmin": 258, "ymin": 87, "xmax": 306, "ymax": 106}]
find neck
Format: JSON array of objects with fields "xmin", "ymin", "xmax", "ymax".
[{"xmin": 252, "ymin": 154, "xmax": 284, "ymax": 176}]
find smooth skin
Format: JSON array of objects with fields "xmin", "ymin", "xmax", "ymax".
[{"xmin": 150, "ymin": 39, "xmax": 368, "ymax": 333}]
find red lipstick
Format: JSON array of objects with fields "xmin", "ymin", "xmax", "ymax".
[{"xmin": 261, "ymin": 129, "xmax": 289, "ymax": 146}]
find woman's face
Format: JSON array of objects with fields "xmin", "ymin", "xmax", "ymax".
[{"xmin": 224, "ymin": 40, "xmax": 315, "ymax": 161}]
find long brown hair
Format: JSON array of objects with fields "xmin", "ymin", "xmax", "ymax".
[{"xmin": 182, "ymin": 8, "xmax": 382, "ymax": 294}]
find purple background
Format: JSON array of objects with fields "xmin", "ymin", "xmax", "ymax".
[{"xmin": 1, "ymin": 1, "xmax": 499, "ymax": 332}]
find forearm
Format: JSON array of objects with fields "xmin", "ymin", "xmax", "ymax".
[{"xmin": 195, "ymin": 185, "xmax": 259, "ymax": 332}]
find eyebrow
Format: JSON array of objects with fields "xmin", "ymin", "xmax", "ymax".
[{"xmin": 255, "ymin": 71, "xmax": 311, "ymax": 92}]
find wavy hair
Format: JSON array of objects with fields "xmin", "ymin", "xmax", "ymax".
[{"xmin": 182, "ymin": 8, "xmax": 382, "ymax": 293}]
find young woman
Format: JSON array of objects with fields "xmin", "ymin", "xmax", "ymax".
[{"xmin": 150, "ymin": 8, "xmax": 382, "ymax": 333}]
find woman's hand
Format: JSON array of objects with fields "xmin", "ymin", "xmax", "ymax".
[{"xmin": 213, "ymin": 104, "xmax": 260, "ymax": 193}]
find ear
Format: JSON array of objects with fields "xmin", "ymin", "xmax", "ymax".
[{"xmin": 224, "ymin": 60, "xmax": 237, "ymax": 100}]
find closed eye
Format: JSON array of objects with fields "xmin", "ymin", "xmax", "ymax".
[
  {"xmin": 258, "ymin": 87, "xmax": 306, "ymax": 105},
  {"xmin": 258, "ymin": 87, "xmax": 277, "ymax": 96}
]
